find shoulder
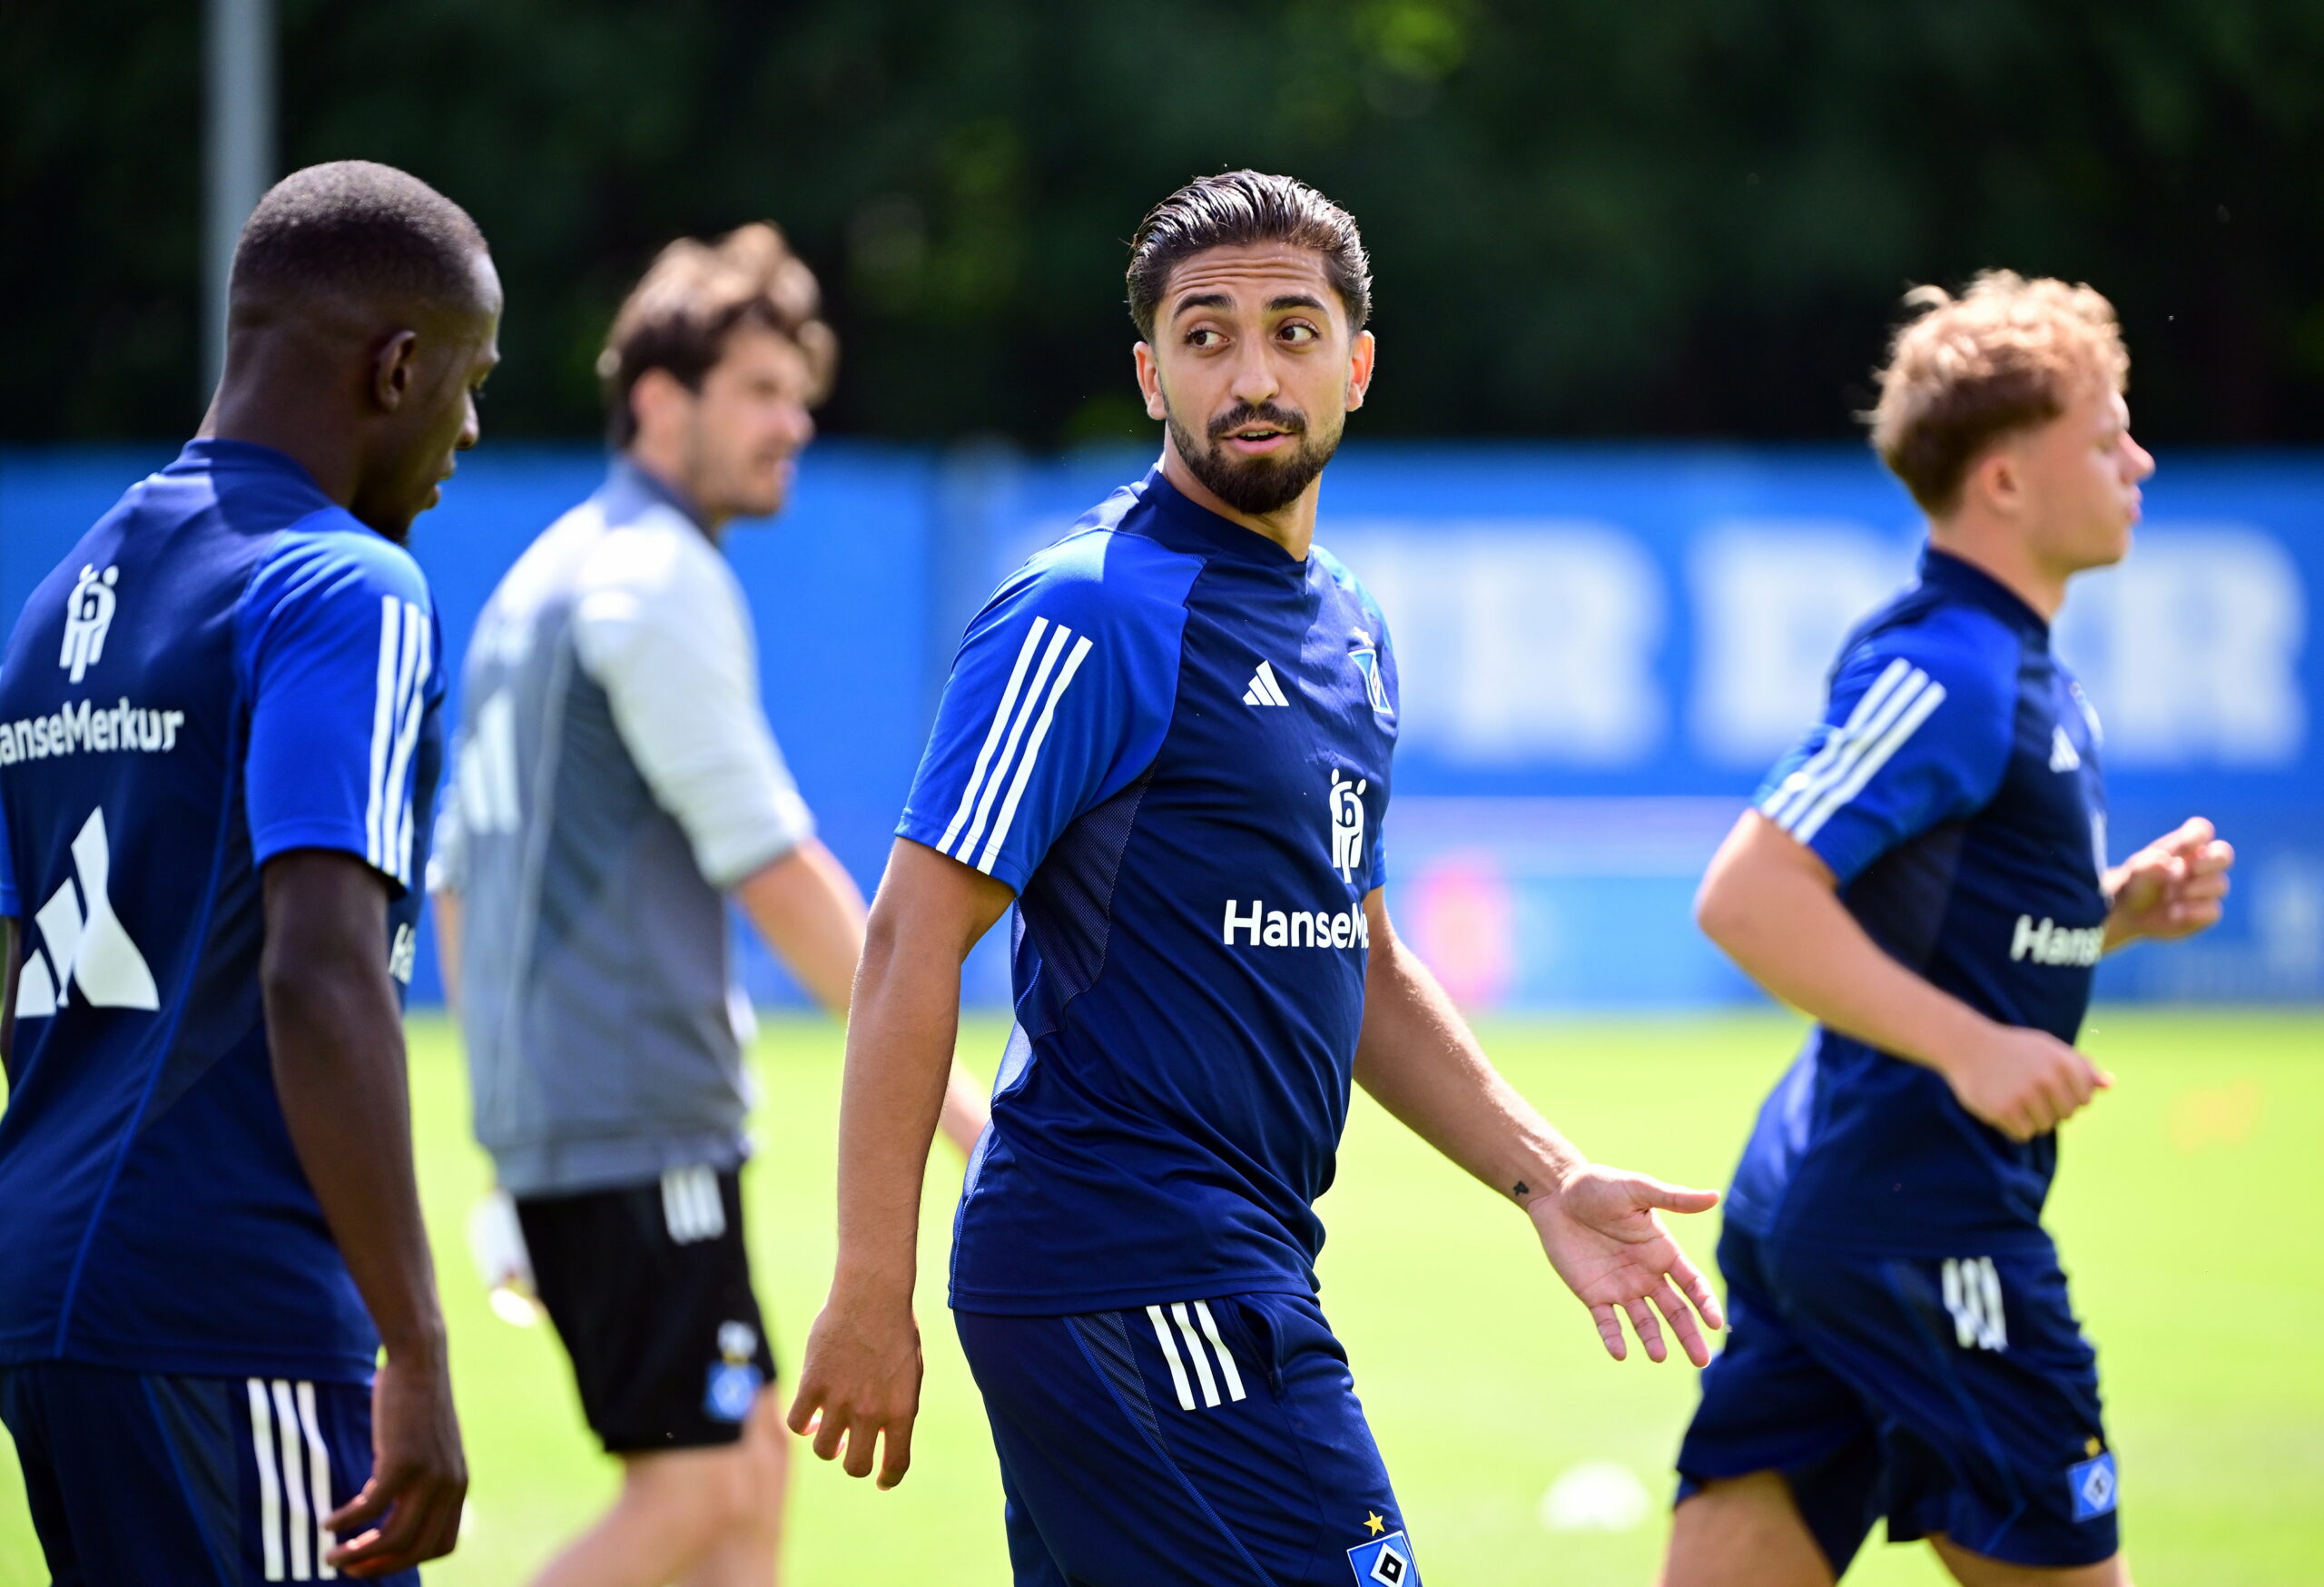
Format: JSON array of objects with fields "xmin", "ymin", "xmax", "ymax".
[
  {"xmin": 1832, "ymin": 591, "xmax": 2021, "ymax": 724},
  {"xmin": 983, "ymin": 516, "xmax": 1207, "ymax": 644},
  {"xmin": 245, "ymin": 509, "xmax": 431, "ymax": 617},
  {"xmin": 576, "ymin": 504, "xmax": 730, "ymax": 597}
]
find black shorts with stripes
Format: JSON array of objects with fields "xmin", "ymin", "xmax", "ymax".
[{"xmin": 515, "ymin": 1165, "xmax": 775, "ymax": 1455}]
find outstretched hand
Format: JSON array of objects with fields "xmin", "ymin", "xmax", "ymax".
[
  {"xmin": 2107, "ymin": 816, "xmax": 2234, "ymax": 946},
  {"xmin": 1529, "ymin": 1166, "xmax": 1725, "ymax": 1367}
]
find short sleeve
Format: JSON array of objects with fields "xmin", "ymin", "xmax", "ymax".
[
  {"xmin": 240, "ymin": 520, "xmax": 442, "ymax": 893},
  {"xmin": 897, "ymin": 539, "xmax": 1192, "ymax": 892},
  {"xmin": 570, "ymin": 521, "xmax": 814, "ymax": 890},
  {"xmin": 1755, "ymin": 618, "xmax": 2014, "ymax": 884}
]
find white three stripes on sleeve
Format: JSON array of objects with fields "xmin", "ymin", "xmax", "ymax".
[
  {"xmin": 248, "ymin": 1377, "xmax": 336, "ymax": 1581},
  {"xmin": 363, "ymin": 595, "xmax": 433, "ymax": 887},
  {"xmin": 1760, "ymin": 657, "xmax": 1948, "ymax": 844},
  {"xmin": 936, "ymin": 617, "xmax": 1096, "ymax": 875}
]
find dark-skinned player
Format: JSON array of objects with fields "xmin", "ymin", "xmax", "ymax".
[{"xmin": 0, "ymin": 160, "xmax": 500, "ymax": 1584}]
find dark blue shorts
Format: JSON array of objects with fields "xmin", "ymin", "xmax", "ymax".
[
  {"xmin": 957, "ymin": 1292, "xmax": 1423, "ymax": 1587},
  {"xmin": 0, "ymin": 1360, "xmax": 411, "ymax": 1586},
  {"xmin": 1676, "ymin": 1224, "xmax": 2118, "ymax": 1575}
]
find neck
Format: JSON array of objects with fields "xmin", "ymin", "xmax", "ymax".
[
  {"xmin": 622, "ymin": 446, "xmax": 724, "ymax": 539},
  {"xmin": 1159, "ymin": 439, "xmax": 1317, "ymax": 561},
  {"xmin": 197, "ymin": 364, "xmax": 364, "ymax": 512},
  {"xmin": 1926, "ymin": 517, "xmax": 2069, "ymax": 621}
]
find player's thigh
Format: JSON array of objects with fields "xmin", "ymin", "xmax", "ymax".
[
  {"xmin": 0, "ymin": 1361, "xmax": 406, "ymax": 1587},
  {"xmin": 1762, "ymin": 1239, "xmax": 2119, "ymax": 1573},
  {"xmin": 517, "ymin": 1166, "xmax": 776, "ymax": 1456},
  {"xmin": 957, "ymin": 1295, "xmax": 1419, "ymax": 1587},
  {"xmin": 1929, "ymin": 1533, "xmax": 2129, "ymax": 1587},
  {"xmin": 1670, "ymin": 1225, "xmax": 1883, "ymax": 1582},
  {"xmin": 1662, "ymin": 1473, "xmax": 1834, "ymax": 1587}
]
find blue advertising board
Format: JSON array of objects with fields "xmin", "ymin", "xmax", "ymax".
[{"xmin": 5, "ymin": 441, "xmax": 2317, "ymax": 1010}]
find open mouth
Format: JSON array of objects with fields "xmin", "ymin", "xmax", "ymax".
[{"xmin": 1222, "ymin": 425, "xmax": 1297, "ymax": 457}]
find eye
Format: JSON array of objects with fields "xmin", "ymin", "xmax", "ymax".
[
  {"xmin": 1184, "ymin": 328, "xmax": 1225, "ymax": 348},
  {"xmin": 1279, "ymin": 322, "xmax": 1320, "ymax": 344}
]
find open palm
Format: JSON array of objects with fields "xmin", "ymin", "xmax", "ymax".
[{"xmin": 1528, "ymin": 1164, "xmax": 1725, "ymax": 1366}]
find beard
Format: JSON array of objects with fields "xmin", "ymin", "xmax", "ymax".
[{"xmin": 1166, "ymin": 399, "xmax": 1343, "ymax": 516}]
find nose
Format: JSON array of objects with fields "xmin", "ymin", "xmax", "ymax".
[
  {"xmin": 1229, "ymin": 337, "xmax": 1282, "ymax": 407},
  {"xmin": 2126, "ymin": 434, "xmax": 2154, "ymax": 483},
  {"xmin": 458, "ymin": 394, "xmax": 482, "ymax": 451}
]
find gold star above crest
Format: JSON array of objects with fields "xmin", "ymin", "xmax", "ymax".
[{"xmin": 1364, "ymin": 1511, "xmax": 1387, "ymax": 1536}]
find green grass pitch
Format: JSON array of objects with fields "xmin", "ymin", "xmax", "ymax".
[{"xmin": 3, "ymin": 1009, "xmax": 2319, "ymax": 1584}]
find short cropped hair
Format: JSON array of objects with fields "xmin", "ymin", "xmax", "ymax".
[
  {"xmin": 1126, "ymin": 171, "xmax": 1372, "ymax": 340},
  {"xmin": 596, "ymin": 223, "xmax": 838, "ymax": 448},
  {"xmin": 1868, "ymin": 271, "xmax": 2130, "ymax": 516},
  {"xmin": 229, "ymin": 161, "xmax": 487, "ymax": 317}
]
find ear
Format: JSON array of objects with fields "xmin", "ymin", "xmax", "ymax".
[
  {"xmin": 1133, "ymin": 341, "xmax": 1167, "ymax": 421},
  {"xmin": 629, "ymin": 368, "xmax": 694, "ymax": 442},
  {"xmin": 371, "ymin": 330, "xmax": 420, "ymax": 413},
  {"xmin": 1966, "ymin": 443, "xmax": 2025, "ymax": 519},
  {"xmin": 1345, "ymin": 330, "xmax": 1376, "ymax": 412}
]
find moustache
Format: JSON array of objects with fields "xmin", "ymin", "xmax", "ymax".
[{"xmin": 1207, "ymin": 403, "xmax": 1309, "ymax": 443}]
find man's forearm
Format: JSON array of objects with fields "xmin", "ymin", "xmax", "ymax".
[
  {"xmin": 736, "ymin": 838, "xmax": 868, "ymax": 1018},
  {"xmin": 430, "ymin": 889, "xmax": 463, "ymax": 1011},
  {"xmin": 1354, "ymin": 904, "xmax": 1585, "ymax": 1203},
  {"xmin": 2, "ymin": 915, "xmax": 17, "ymax": 1069},
  {"xmin": 262, "ymin": 857, "xmax": 445, "ymax": 1357},
  {"xmin": 829, "ymin": 918, "xmax": 963, "ymax": 1297},
  {"xmin": 1698, "ymin": 813, "xmax": 1988, "ymax": 1073}
]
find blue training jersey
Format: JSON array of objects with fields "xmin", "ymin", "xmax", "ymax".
[
  {"xmin": 0, "ymin": 439, "xmax": 443, "ymax": 1383},
  {"xmin": 901, "ymin": 468, "xmax": 1398, "ymax": 1315},
  {"xmin": 1727, "ymin": 547, "xmax": 2109, "ymax": 1257}
]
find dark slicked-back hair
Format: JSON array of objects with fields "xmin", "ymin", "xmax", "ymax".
[
  {"xmin": 1126, "ymin": 171, "xmax": 1371, "ymax": 340},
  {"xmin": 228, "ymin": 161, "xmax": 488, "ymax": 320},
  {"xmin": 596, "ymin": 223, "xmax": 838, "ymax": 448}
]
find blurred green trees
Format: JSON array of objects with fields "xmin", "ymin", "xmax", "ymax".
[{"xmin": 7, "ymin": 0, "xmax": 2320, "ymax": 443}]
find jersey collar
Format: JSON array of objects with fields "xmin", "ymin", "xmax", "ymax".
[
  {"xmin": 1138, "ymin": 466, "xmax": 1310, "ymax": 572},
  {"xmin": 1918, "ymin": 546, "xmax": 2050, "ymax": 643},
  {"xmin": 602, "ymin": 455, "xmax": 712, "ymax": 537},
  {"xmin": 167, "ymin": 438, "xmax": 330, "ymax": 498}
]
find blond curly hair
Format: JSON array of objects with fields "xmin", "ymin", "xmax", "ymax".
[{"xmin": 1868, "ymin": 271, "xmax": 2129, "ymax": 515}]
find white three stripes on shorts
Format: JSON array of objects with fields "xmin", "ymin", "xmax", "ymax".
[
  {"xmin": 246, "ymin": 1377, "xmax": 336, "ymax": 1582},
  {"xmin": 662, "ymin": 1165, "xmax": 727, "ymax": 1245},
  {"xmin": 936, "ymin": 616, "xmax": 1095, "ymax": 875},
  {"xmin": 1761, "ymin": 656, "xmax": 1948, "ymax": 843},
  {"xmin": 1145, "ymin": 1301, "xmax": 1247, "ymax": 1411},
  {"xmin": 364, "ymin": 595, "xmax": 433, "ymax": 888}
]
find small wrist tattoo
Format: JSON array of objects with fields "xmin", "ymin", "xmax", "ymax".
[{"xmin": 1512, "ymin": 1180, "xmax": 1531, "ymax": 1198}]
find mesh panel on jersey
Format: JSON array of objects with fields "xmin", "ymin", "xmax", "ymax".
[
  {"xmin": 1011, "ymin": 764, "xmax": 1156, "ymax": 1042},
  {"xmin": 1846, "ymin": 821, "xmax": 1969, "ymax": 972}
]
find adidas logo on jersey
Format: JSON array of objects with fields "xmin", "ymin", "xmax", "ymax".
[
  {"xmin": 2049, "ymin": 724, "xmax": 2082, "ymax": 773},
  {"xmin": 15, "ymin": 807, "xmax": 159, "ymax": 1019},
  {"xmin": 1243, "ymin": 659, "xmax": 1291, "ymax": 707}
]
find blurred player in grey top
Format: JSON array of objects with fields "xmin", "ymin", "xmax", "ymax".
[{"xmin": 431, "ymin": 223, "xmax": 987, "ymax": 1587}]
